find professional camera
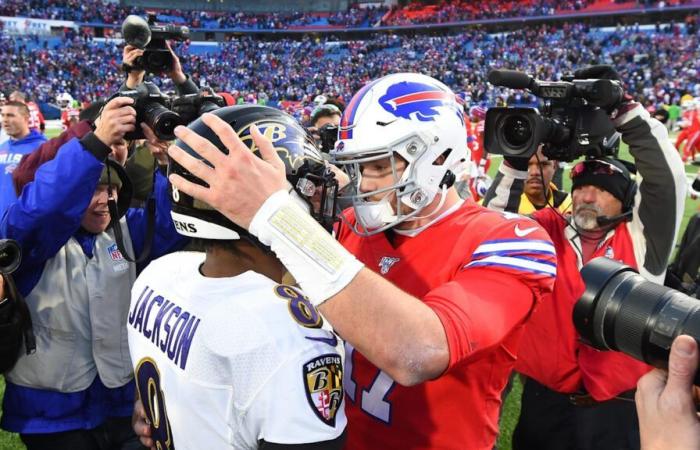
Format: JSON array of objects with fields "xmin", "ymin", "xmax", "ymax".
[
  {"xmin": 317, "ymin": 123, "xmax": 339, "ymax": 154},
  {"xmin": 109, "ymin": 82, "xmax": 180, "ymax": 141},
  {"xmin": 484, "ymin": 69, "xmax": 624, "ymax": 161},
  {"xmin": 0, "ymin": 240, "xmax": 21, "ymax": 275},
  {"xmin": 110, "ymin": 83, "xmax": 227, "ymax": 141},
  {"xmin": 574, "ymin": 257, "xmax": 700, "ymax": 385},
  {"xmin": 121, "ymin": 14, "xmax": 190, "ymax": 74},
  {"xmin": 169, "ymin": 88, "xmax": 227, "ymax": 125}
]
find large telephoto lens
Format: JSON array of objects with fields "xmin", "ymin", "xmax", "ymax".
[
  {"xmin": 142, "ymin": 101, "xmax": 182, "ymax": 141},
  {"xmin": 503, "ymin": 115, "xmax": 532, "ymax": 148},
  {"xmin": 574, "ymin": 257, "xmax": 700, "ymax": 384}
]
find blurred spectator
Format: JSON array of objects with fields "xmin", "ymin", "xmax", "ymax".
[
  {"xmin": 0, "ymin": 101, "xmax": 46, "ymax": 215},
  {"xmin": 9, "ymin": 91, "xmax": 45, "ymax": 133}
]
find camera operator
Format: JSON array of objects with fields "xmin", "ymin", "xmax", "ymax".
[
  {"xmin": 483, "ymin": 65, "xmax": 687, "ymax": 449},
  {"xmin": 0, "ymin": 96, "xmax": 186, "ymax": 450},
  {"xmin": 636, "ymin": 335, "xmax": 700, "ymax": 450},
  {"xmin": 121, "ymin": 41, "xmax": 198, "ymax": 95},
  {"xmin": 307, "ymin": 103, "xmax": 341, "ymax": 155}
]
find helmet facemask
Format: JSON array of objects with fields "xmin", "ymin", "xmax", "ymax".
[{"xmin": 334, "ymin": 130, "xmax": 456, "ymax": 236}]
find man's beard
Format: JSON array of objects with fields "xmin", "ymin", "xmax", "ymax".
[{"xmin": 573, "ymin": 203, "xmax": 603, "ymax": 231}]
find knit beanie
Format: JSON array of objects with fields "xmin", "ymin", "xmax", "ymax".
[{"xmin": 571, "ymin": 158, "xmax": 632, "ymax": 205}]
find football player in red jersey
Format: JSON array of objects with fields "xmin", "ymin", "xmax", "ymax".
[{"xmin": 166, "ymin": 73, "xmax": 557, "ymax": 450}]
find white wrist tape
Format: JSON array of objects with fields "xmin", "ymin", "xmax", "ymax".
[{"xmin": 249, "ymin": 190, "xmax": 364, "ymax": 306}]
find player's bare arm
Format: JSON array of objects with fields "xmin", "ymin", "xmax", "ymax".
[{"xmin": 168, "ymin": 113, "xmax": 449, "ymax": 385}]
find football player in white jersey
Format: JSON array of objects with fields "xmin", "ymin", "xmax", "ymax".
[{"xmin": 127, "ymin": 105, "xmax": 345, "ymax": 450}]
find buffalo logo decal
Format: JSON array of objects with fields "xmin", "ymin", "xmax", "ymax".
[{"xmin": 379, "ymin": 81, "xmax": 463, "ymax": 124}]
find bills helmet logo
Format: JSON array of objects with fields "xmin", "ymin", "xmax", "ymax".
[{"xmin": 379, "ymin": 81, "xmax": 463, "ymax": 124}]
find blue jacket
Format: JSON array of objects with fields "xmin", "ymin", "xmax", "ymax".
[
  {"xmin": 0, "ymin": 134, "xmax": 187, "ymax": 434},
  {"xmin": 0, "ymin": 130, "xmax": 47, "ymax": 216}
]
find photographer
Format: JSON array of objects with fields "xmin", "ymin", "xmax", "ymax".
[
  {"xmin": 121, "ymin": 42, "xmax": 198, "ymax": 95},
  {"xmin": 636, "ymin": 335, "xmax": 700, "ymax": 450},
  {"xmin": 307, "ymin": 103, "xmax": 341, "ymax": 154},
  {"xmin": 0, "ymin": 97, "xmax": 186, "ymax": 450},
  {"xmin": 483, "ymin": 65, "xmax": 687, "ymax": 449}
]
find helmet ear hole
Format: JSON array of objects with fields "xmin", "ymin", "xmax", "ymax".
[{"xmin": 432, "ymin": 149, "xmax": 453, "ymax": 166}]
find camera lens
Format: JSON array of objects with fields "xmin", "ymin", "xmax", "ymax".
[
  {"xmin": 0, "ymin": 239, "xmax": 21, "ymax": 275},
  {"xmin": 574, "ymin": 257, "xmax": 700, "ymax": 383},
  {"xmin": 502, "ymin": 115, "xmax": 532, "ymax": 148},
  {"xmin": 142, "ymin": 102, "xmax": 182, "ymax": 140}
]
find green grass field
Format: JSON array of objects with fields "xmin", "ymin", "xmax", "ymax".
[{"xmin": 0, "ymin": 131, "xmax": 696, "ymax": 449}]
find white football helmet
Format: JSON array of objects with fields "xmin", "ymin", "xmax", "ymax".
[
  {"xmin": 330, "ymin": 73, "xmax": 468, "ymax": 236},
  {"xmin": 56, "ymin": 92, "xmax": 73, "ymax": 109}
]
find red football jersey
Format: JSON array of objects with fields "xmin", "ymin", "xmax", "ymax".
[
  {"xmin": 337, "ymin": 201, "xmax": 556, "ymax": 450},
  {"xmin": 27, "ymin": 102, "xmax": 44, "ymax": 132}
]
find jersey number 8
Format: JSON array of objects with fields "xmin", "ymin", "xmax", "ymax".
[{"xmin": 136, "ymin": 357, "xmax": 176, "ymax": 450}]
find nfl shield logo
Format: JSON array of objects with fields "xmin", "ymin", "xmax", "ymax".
[
  {"xmin": 378, "ymin": 256, "xmax": 400, "ymax": 275},
  {"xmin": 107, "ymin": 244, "xmax": 124, "ymax": 261}
]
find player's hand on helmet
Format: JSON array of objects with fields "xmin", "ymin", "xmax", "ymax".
[
  {"xmin": 636, "ymin": 335, "xmax": 700, "ymax": 450},
  {"xmin": 122, "ymin": 44, "xmax": 146, "ymax": 89},
  {"xmin": 141, "ymin": 123, "xmax": 170, "ymax": 166},
  {"xmin": 94, "ymin": 97, "xmax": 136, "ymax": 148},
  {"xmin": 168, "ymin": 113, "xmax": 288, "ymax": 229},
  {"xmin": 132, "ymin": 398, "xmax": 155, "ymax": 449}
]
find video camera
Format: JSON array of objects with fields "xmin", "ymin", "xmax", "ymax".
[
  {"xmin": 484, "ymin": 69, "xmax": 624, "ymax": 162},
  {"xmin": 121, "ymin": 14, "xmax": 189, "ymax": 74},
  {"xmin": 109, "ymin": 82, "xmax": 226, "ymax": 141},
  {"xmin": 574, "ymin": 258, "xmax": 700, "ymax": 385}
]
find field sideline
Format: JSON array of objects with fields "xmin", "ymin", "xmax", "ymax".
[{"xmin": 0, "ymin": 131, "xmax": 696, "ymax": 450}]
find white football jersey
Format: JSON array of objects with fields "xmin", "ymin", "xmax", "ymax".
[{"xmin": 127, "ymin": 252, "xmax": 346, "ymax": 449}]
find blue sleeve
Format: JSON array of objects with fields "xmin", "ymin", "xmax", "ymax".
[
  {"xmin": 127, "ymin": 168, "xmax": 187, "ymax": 272},
  {"xmin": 1, "ymin": 138, "xmax": 103, "ymax": 292}
]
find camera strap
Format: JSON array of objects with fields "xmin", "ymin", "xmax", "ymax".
[
  {"xmin": 4, "ymin": 274, "xmax": 36, "ymax": 356},
  {"xmin": 106, "ymin": 160, "xmax": 156, "ymax": 264}
]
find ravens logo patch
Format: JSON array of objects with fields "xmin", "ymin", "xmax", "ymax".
[{"xmin": 303, "ymin": 353, "xmax": 344, "ymax": 427}]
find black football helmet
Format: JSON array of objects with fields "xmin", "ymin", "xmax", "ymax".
[{"xmin": 168, "ymin": 105, "xmax": 338, "ymax": 241}]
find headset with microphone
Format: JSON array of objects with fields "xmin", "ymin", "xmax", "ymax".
[{"xmin": 595, "ymin": 173, "xmax": 637, "ymax": 227}]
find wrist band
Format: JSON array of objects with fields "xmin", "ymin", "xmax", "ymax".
[{"xmin": 249, "ymin": 190, "xmax": 364, "ymax": 306}]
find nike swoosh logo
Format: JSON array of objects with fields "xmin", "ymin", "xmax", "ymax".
[
  {"xmin": 305, "ymin": 334, "xmax": 338, "ymax": 347},
  {"xmin": 514, "ymin": 225, "xmax": 539, "ymax": 237}
]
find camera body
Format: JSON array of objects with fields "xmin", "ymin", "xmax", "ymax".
[
  {"xmin": 121, "ymin": 15, "xmax": 190, "ymax": 74},
  {"xmin": 485, "ymin": 70, "xmax": 624, "ymax": 161},
  {"xmin": 110, "ymin": 83, "xmax": 227, "ymax": 141},
  {"xmin": 317, "ymin": 123, "xmax": 339, "ymax": 154}
]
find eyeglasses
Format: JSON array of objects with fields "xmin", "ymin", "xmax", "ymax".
[{"xmin": 570, "ymin": 159, "xmax": 624, "ymax": 179}]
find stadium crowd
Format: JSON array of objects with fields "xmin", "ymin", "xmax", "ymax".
[
  {"xmin": 1, "ymin": 19, "xmax": 700, "ymax": 114},
  {"xmin": 0, "ymin": 0, "xmax": 683, "ymax": 30}
]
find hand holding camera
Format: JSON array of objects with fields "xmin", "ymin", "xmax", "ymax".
[
  {"xmin": 636, "ymin": 335, "xmax": 700, "ymax": 450},
  {"xmin": 123, "ymin": 44, "xmax": 146, "ymax": 89},
  {"xmin": 94, "ymin": 97, "xmax": 137, "ymax": 147}
]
